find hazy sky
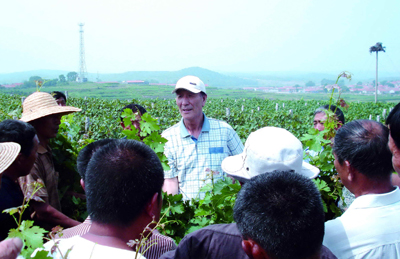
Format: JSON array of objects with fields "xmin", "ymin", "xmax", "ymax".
[{"xmin": 1, "ymin": 0, "xmax": 399, "ymax": 76}]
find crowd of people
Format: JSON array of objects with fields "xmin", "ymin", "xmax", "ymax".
[{"xmin": 0, "ymin": 75, "xmax": 400, "ymax": 259}]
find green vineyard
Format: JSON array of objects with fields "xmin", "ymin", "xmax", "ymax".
[{"xmin": 0, "ymin": 92, "xmax": 396, "ymax": 242}]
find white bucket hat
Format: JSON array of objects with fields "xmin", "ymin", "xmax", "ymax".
[
  {"xmin": 222, "ymin": 127, "xmax": 320, "ymax": 182},
  {"xmin": 172, "ymin": 75, "xmax": 206, "ymax": 94},
  {"xmin": 0, "ymin": 142, "xmax": 21, "ymax": 174},
  {"xmin": 20, "ymin": 92, "xmax": 81, "ymax": 122}
]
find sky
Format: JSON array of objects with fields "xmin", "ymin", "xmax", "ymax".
[{"xmin": 1, "ymin": 0, "xmax": 399, "ymax": 77}]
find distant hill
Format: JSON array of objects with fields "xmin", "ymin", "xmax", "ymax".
[
  {"xmin": 0, "ymin": 67, "xmax": 259, "ymax": 87},
  {"xmin": 0, "ymin": 70, "xmax": 71, "ymax": 84},
  {"xmin": 99, "ymin": 67, "xmax": 258, "ymax": 87}
]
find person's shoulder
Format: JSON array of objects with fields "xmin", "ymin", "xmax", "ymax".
[
  {"xmin": 162, "ymin": 122, "xmax": 180, "ymax": 136},
  {"xmin": 152, "ymin": 230, "xmax": 176, "ymax": 243},
  {"xmin": 208, "ymin": 118, "xmax": 233, "ymax": 129},
  {"xmin": 188, "ymin": 223, "xmax": 241, "ymax": 238}
]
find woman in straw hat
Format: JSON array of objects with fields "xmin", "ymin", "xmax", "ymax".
[
  {"xmin": 0, "ymin": 140, "xmax": 31, "ymax": 257},
  {"xmin": 18, "ymin": 92, "xmax": 81, "ymax": 230},
  {"xmin": 0, "ymin": 121, "xmax": 40, "ymax": 239}
]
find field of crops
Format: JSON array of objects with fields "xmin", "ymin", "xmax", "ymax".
[
  {"xmin": 1, "ymin": 92, "xmax": 394, "ymax": 140},
  {"xmin": 0, "ymin": 92, "xmax": 397, "ymax": 242}
]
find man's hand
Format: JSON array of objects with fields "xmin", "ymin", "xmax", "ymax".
[
  {"xmin": 32, "ymin": 201, "xmax": 80, "ymax": 228},
  {"xmin": 0, "ymin": 238, "xmax": 23, "ymax": 259},
  {"xmin": 163, "ymin": 177, "xmax": 179, "ymax": 195}
]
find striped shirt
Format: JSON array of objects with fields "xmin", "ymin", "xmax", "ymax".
[
  {"xmin": 162, "ymin": 114, "xmax": 244, "ymax": 200},
  {"xmin": 57, "ymin": 217, "xmax": 177, "ymax": 259},
  {"xmin": 19, "ymin": 144, "xmax": 61, "ymax": 211}
]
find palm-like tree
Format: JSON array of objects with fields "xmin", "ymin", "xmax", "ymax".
[{"xmin": 369, "ymin": 42, "xmax": 386, "ymax": 103}]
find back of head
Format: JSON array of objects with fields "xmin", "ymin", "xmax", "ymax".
[
  {"xmin": 120, "ymin": 104, "xmax": 147, "ymax": 121},
  {"xmin": 314, "ymin": 104, "xmax": 345, "ymax": 124},
  {"xmin": 386, "ymin": 102, "xmax": 400, "ymax": 149},
  {"xmin": 51, "ymin": 91, "xmax": 67, "ymax": 101},
  {"xmin": 333, "ymin": 119, "xmax": 393, "ymax": 180},
  {"xmin": 85, "ymin": 139, "xmax": 164, "ymax": 227},
  {"xmin": 0, "ymin": 120, "xmax": 36, "ymax": 156},
  {"xmin": 76, "ymin": 139, "xmax": 114, "ymax": 181},
  {"xmin": 234, "ymin": 170, "xmax": 324, "ymax": 259}
]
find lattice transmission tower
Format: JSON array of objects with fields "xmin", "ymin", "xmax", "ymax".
[{"xmin": 78, "ymin": 23, "xmax": 88, "ymax": 82}]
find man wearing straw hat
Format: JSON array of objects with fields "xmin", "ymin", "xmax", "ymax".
[{"xmin": 19, "ymin": 92, "xmax": 81, "ymax": 229}]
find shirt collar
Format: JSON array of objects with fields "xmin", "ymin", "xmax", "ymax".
[
  {"xmin": 37, "ymin": 144, "xmax": 50, "ymax": 155},
  {"xmin": 180, "ymin": 113, "xmax": 210, "ymax": 138},
  {"xmin": 346, "ymin": 186, "xmax": 400, "ymax": 210}
]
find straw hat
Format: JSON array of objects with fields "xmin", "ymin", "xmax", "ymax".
[
  {"xmin": 20, "ymin": 92, "xmax": 81, "ymax": 122},
  {"xmin": 0, "ymin": 142, "xmax": 21, "ymax": 174}
]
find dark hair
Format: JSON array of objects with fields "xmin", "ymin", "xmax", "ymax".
[
  {"xmin": 314, "ymin": 104, "xmax": 345, "ymax": 124},
  {"xmin": 386, "ymin": 102, "xmax": 400, "ymax": 149},
  {"xmin": 120, "ymin": 104, "xmax": 147, "ymax": 122},
  {"xmin": 0, "ymin": 120, "xmax": 36, "ymax": 156},
  {"xmin": 77, "ymin": 139, "xmax": 114, "ymax": 181},
  {"xmin": 333, "ymin": 120, "xmax": 393, "ymax": 180},
  {"xmin": 234, "ymin": 171, "xmax": 324, "ymax": 259},
  {"xmin": 51, "ymin": 91, "xmax": 67, "ymax": 101},
  {"xmin": 85, "ymin": 139, "xmax": 164, "ymax": 226}
]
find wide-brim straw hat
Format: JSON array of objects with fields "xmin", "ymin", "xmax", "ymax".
[
  {"xmin": 20, "ymin": 92, "xmax": 81, "ymax": 122},
  {"xmin": 0, "ymin": 142, "xmax": 21, "ymax": 174}
]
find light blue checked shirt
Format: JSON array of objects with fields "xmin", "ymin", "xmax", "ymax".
[{"xmin": 162, "ymin": 114, "xmax": 244, "ymax": 200}]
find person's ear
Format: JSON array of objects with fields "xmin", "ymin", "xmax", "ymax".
[
  {"xmin": 145, "ymin": 193, "xmax": 160, "ymax": 219},
  {"xmin": 80, "ymin": 179, "xmax": 85, "ymax": 191},
  {"xmin": 242, "ymin": 239, "xmax": 269, "ymax": 259},
  {"xmin": 202, "ymin": 94, "xmax": 207, "ymax": 107},
  {"xmin": 345, "ymin": 161, "xmax": 354, "ymax": 182},
  {"xmin": 14, "ymin": 153, "xmax": 27, "ymax": 168}
]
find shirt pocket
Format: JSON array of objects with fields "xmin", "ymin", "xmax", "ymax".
[{"xmin": 209, "ymin": 147, "xmax": 224, "ymax": 154}]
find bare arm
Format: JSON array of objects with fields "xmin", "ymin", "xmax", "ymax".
[
  {"xmin": 32, "ymin": 201, "xmax": 80, "ymax": 228},
  {"xmin": 163, "ymin": 177, "xmax": 179, "ymax": 195}
]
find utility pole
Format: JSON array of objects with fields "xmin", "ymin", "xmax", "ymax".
[
  {"xmin": 79, "ymin": 23, "xmax": 88, "ymax": 83},
  {"xmin": 369, "ymin": 42, "xmax": 386, "ymax": 103}
]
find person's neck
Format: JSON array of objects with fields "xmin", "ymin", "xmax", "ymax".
[
  {"xmin": 2, "ymin": 168, "xmax": 19, "ymax": 182},
  {"xmin": 82, "ymin": 219, "xmax": 151, "ymax": 251},
  {"xmin": 183, "ymin": 115, "xmax": 204, "ymax": 139},
  {"xmin": 37, "ymin": 134, "xmax": 49, "ymax": 148},
  {"xmin": 352, "ymin": 179, "xmax": 395, "ymax": 198}
]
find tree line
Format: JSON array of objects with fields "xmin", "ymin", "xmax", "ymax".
[{"xmin": 20, "ymin": 72, "xmax": 79, "ymax": 88}]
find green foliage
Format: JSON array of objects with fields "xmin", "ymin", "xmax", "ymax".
[
  {"xmin": 0, "ymin": 83, "xmax": 397, "ymax": 244},
  {"xmin": 160, "ymin": 176, "xmax": 240, "ymax": 242},
  {"xmin": 50, "ymin": 114, "xmax": 93, "ymax": 221},
  {"xmin": 59, "ymin": 74, "xmax": 67, "ymax": 83},
  {"xmin": 121, "ymin": 108, "xmax": 170, "ymax": 171},
  {"xmin": 305, "ymin": 81, "xmax": 315, "ymax": 86},
  {"xmin": 67, "ymin": 72, "xmax": 78, "ymax": 82},
  {"xmin": 3, "ymin": 182, "xmax": 50, "ymax": 258},
  {"xmin": 8, "ymin": 221, "xmax": 48, "ymax": 258}
]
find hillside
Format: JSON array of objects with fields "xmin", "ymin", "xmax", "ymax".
[{"xmin": 0, "ymin": 67, "xmax": 258, "ymax": 87}]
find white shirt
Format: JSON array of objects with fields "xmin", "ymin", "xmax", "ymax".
[
  {"xmin": 34, "ymin": 236, "xmax": 146, "ymax": 259},
  {"xmin": 323, "ymin": 187, "xmax": 400, "ymax": 259}
]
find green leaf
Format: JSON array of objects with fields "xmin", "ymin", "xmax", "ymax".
[
  {"xmin": 8, "ymin": 220, "xmax": 48, "ymax": 258},
  {"xmin": 31, "ymin": 250, "xmax": 53, "ymax": 259}
]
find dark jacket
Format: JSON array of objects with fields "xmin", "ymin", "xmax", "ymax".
[{"xmin": 159, "ymin": 223, "xmax": 337, "ymax": 259}]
